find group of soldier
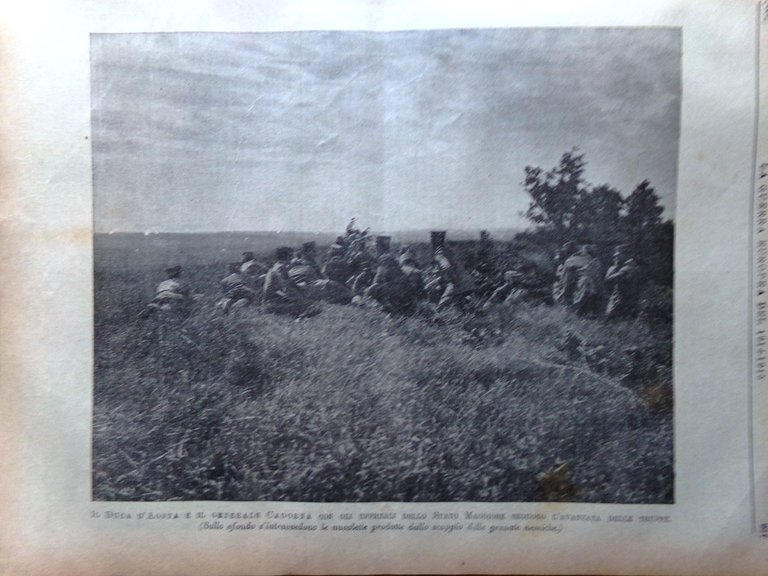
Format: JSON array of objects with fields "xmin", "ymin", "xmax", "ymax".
[
  {"xmin": 214, "ymin": 222, "xmax": 480, "ymax": 318},
  {"xmin": 552, "ymin": 241, "xmax": 640, "ymax": 319},
  {"xmin": 142, "ymin": 219, "xmax": 642, "ymax": 322}
]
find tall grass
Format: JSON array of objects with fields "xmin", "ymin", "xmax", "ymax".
[{"xmin": 93, "ymin": 252, "xmax": 672, "ymax": 503}]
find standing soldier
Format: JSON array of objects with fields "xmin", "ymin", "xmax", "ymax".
[
  {"xmin": 552, "ymin": 240, "xmax": 577, "ymax": 305},
  {"xmin": 264, "ymin": 246, "xmax": 317, "ymax": 317},
  {"xmin": 472, "ymin": 230, "xmax": 497, "ymax": 299},
  {"xmin": 563, "ymin": 244, "xmax": 604, "ymax": 316},
  {"xmin": 476, "ymin": 230, "xmax": 495, "ymax": 275},
  {"xmin": 431, "ymin": 231, "xmax": 476, "ymax": 311},
  {"xmin": 605, "ymin": 245, "xmax": 640, "ymax": 319}
]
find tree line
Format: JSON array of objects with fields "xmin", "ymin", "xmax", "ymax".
[{"xmin": 519, "ymin": 149, "xmax": 673, "ymax": 288}]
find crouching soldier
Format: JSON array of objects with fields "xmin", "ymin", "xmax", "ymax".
[
  {"xmin": 264, "ymin": 247, "xmax": 318, "ymax": 318},
  {"xmin": 289, "ymin": 243, "xmax": 352, "ymax": 305},
  {"xmin": 139, "ymin": 265, "xmax": 190, "ymax": 319},
  {"xmin": 313, "ymin": 243, "xmax": 354, "ymax": 304},
  {"xmin": 218, "ymin": 262, "xmax": 259, "ymax": 314},
  {"xmin": 322, "ymin": 243, "xmax": 352, "ymax": 284},
  {"xmin": 399, "ymin": 249, "xmax": 425, "ymax": 300},
  {"xmin": 482, "ymin": 270, "xmax": 524, "ymax": 310},
  {"xmin": 348, "ymin": 260, "xmax": 375, "ymax": 306},
  {"xmin": 240, "ymin": 251, "xmax": 267, "ymax": 276},
  {"xmin": 291, "ymin": 241, "xmax": 322, "ymax": 275},
  {"xmin": 288, "ymin": 241, "xmax": 323, "ymax": 293},
  {"xmin": 364, "ymin": 235, "xmax": 420, "ymax": 315}
]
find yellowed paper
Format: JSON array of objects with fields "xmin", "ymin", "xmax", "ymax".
[{"xmin": 1, "ymin": 1, "xmax": 767, "ymax": 574}]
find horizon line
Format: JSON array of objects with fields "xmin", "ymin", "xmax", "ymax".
[{"xmin": 94, "ymin": 227, "xmax": 526, "ymax": 236}]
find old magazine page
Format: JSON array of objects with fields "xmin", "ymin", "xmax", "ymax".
[{"xmin": 1, "ymin": 0, "xmax": 766, "ymax": 574}]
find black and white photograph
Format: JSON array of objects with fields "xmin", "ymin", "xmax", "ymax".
[{"xmin": 91, "ymin": 28, "xmax": 678, "ymax": 503}]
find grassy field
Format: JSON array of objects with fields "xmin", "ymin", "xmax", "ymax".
[{"xmin": 93, "ymin": 234, "xmax": 673, "ymax": 503}]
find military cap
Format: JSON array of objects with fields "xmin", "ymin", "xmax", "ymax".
[
  {"xmin": 301, "ymin": 241, "xmax": 316, "ymax": 253},
  {"xmin": 275, "ymin": 246, "xmax": 293, "ymax": 260},
  {"xmin": 242, "ymin": 251, "xmax": 255, "ymax": 260},
  {"xmin": 165, "ymin": 265, "xmax": 182, "ymax": 276},
  {"xmin": 430, "ymin": 230, "xmax": 447, "ymax": 247},
  {"xmin": 375, "ymin": 235, "xmax": 391, "ymax": 251}
]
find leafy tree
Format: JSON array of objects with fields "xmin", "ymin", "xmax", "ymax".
[
  {"xmin": 624, "ymin": 179, "xmax": 664, "ymax": 241},
  {"xmin": 520, "ymin": 152, "xmax": 673, "ymax": 288},
  {"xmin": 571, "ymin": 184, "xmax": 624, "ymax": 243},
  {"xmin": 523, "ymin": 149, "xmax": 586, "ymax": 240}
]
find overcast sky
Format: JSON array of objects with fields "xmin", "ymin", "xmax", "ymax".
[{"xmin": 91, "ymin": 28, "xmax": 680, "ymax": 233}]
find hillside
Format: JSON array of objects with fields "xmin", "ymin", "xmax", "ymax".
[{"xmin": 93, "ymin": 263, "xmax": 673, "ymax": 502}]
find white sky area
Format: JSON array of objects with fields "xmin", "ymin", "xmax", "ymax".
[{"xmin": 91, "ymin": 28, "xmax": 680, "ymax": 233}]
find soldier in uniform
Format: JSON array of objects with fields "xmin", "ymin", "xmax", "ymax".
[
  {"xmin": 239, "ymin": 251, "xmax": 268, "ymax": 293},
  {"xmin": 364, "ymin": 235, "xmax": 419, "ymax": 314},
  {"xmin": 307, "ymin": 243, "xmax": 353, "ymax": 306},
  {"xmin": 139, "ymin": 265, "xmax": 190, "ymax": 318},
  {"xmin": 288, "ymin": 241, "xmax": 323, "ymax": 289},
  {"xmin": 562, "ymin": 244, "xmax": 604, "ymax": 316},
  {"xmin": 344, "ymin": 219, "xmax": 362, "ymax": 252},
  {"xmin": 219, "ymin": 262, "xmax": 259, "ymax": 314},
  {"xmin": 332, "ymin": 236, "xmax": 347, "ymax": 256},
  {"xmin": 552, "ymin": 241, "xmax": 577, "ymax": 305},
  {"xmin": 399, "ymin": 248, "xmax": 425, "ymax": 300},
  {"xmin": 322, "ymin": 243, "xmax": 353, "ymax": 284},
  {"xmin": 348, "ymin": 260, "xmax": 375, "ymax": 305},
  {"xmin": 264, "ymin": 247, "xmax": 317, "ymax": 317},
  {"xmin": 293, "ymin": 241, "xmax": 321, "ymax": 271},
  {"xmin": 347, "ymin": 238, "xmax": 375, "ymax": 271},
  {"xmin": 423, "ymin": 263, "xmax": 446, "ymax": 304},
  {"xmin": 482, "ymin": 270, "xmax": 524, "ymax": 310},
  {"xmin": 286, "ymin": 241, "xmax": 350, "ymax": 305},
  {"xmin": 430, "ymin": 231, "xmax": 476, "ymax": 311},
  {"xmin": 345, "ymin": 225, "xmax": 374, "ymax": 299},
  {"xmin": 475, "ymin": 229, "xmax": 496, "ymax": 289},
  {"xmin": 605, "ymin": 245, "xmax": 640, "ymax": 319},
  {"xmin": 240, "ymin": 251, "xmax": 267, "ymax": 276}
]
